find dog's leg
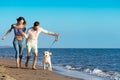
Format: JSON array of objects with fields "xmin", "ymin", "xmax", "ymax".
[
  {"xmin": 43, "ymin": 64, "xmax": 46, "ymax": 70},
  {"xmin": 48, "ymin": 62, "xmax": 52, "ymax": 71}
]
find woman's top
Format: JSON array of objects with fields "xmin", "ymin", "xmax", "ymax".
[{"xmin": 11, "ymin": 24, "xmax": 26, "ymax": 36}]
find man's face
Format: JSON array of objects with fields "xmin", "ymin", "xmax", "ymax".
[{"xmin": 33, "ymin": 26, "xmax": 39, "ymax": 31}]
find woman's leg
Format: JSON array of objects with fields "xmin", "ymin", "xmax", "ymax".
[
  {"xmin": 13, "ymin": 39, "xmax": 19, "ymax": 68},
  {"xmin": 19, "ymin": 39, "xmax": 24, "ymax": 68}
]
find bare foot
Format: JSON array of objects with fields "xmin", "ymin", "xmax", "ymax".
[
  {"xmin": 32, "ymin": 67, "xmax": 37, "ymax": 70},
  {"xmin": 16, "ymin": 66, "xmax": 19, "ymax": 68},
  {"xmin": 25, "ymin": 62, "xmax": 28, "ymax": 68}
]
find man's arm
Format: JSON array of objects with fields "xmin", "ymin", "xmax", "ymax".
[{"xmin": 41, "ymin": 27, "xmax": 59, "ymax": 36}]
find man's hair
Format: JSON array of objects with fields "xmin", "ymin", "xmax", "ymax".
[{"xmin": 34, "ymin": 21, "xmax": 40, "ymax": 26}]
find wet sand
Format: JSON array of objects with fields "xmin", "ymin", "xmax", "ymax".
[{"xmin": 0, "ymin": 58, "xmax": 82, "ymax": 80}]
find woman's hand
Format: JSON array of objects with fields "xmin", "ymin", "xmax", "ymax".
[{"xmin": 2, "ymin": 36, "xmax": 6, "ymax": 40}]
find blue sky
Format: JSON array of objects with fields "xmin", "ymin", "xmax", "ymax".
[{"xmin": 0, "ymin": 0, "xmax": 120, "ymax": 48}]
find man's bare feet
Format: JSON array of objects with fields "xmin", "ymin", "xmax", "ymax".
[{"xmin": 25, "ymin": 62, "xmax": 28, "ymax": 68}]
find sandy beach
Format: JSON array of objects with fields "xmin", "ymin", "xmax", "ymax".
[{"xmin": 0, "ymin": 58, "xmax": 82, "ymax": 80}]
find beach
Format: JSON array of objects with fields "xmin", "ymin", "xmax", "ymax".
[
  {"xmin": 0, "ymin": 48, "xmax": 119, "ymax": 80},
  {"xmin": 0, "ymin": 58, "xmax": 81, "ymax": 80}
]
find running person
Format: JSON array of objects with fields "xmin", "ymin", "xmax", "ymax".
[
  {"xmin": 24, "ymin": 21, "xmax": 59, "ymax": 69},
  {"xmin": 2, "ymin": 17, "xmax": 26, "ymax": 68}
]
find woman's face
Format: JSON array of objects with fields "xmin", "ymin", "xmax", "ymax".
[{"xmin": 18, "ymin": 19, "xmax": 24, "ymax": 24}]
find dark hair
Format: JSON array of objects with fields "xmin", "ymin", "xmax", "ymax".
[
  {"xmin": 34, "ymin": 21, "xmax": 40, "ymax": 26},
  {"xmin": 16, "ymin": 17, "xmax": 26, "ymax": 25}
]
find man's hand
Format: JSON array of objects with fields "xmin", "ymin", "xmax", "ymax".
[
  {"xmin": 54, "ymin": 33, "xmax": 59, "ymax": 37},
  {"xmin": 54, "ymin": 33, "xmax": 59, "ymax": 41}
]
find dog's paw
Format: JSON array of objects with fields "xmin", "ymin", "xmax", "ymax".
[{"xmin": 48, "ymin": 68, "xmax": 52, "ymax": 71}]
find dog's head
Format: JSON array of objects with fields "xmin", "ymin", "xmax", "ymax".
[{"xmin": 43, "ymin": 51, "xmax": 52, "ymax": 57}]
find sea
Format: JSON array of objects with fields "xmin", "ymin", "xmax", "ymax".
[{"xmin": 0, "ymin": 48, "xmax": 120, "ymax": 80}]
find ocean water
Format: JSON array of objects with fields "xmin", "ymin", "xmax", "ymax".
[{"xmin": 0, "ymin": 48, "xmax": 120, "ymax": 80}]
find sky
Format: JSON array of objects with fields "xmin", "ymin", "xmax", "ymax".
[{"xmin": 0, "ymin": 0, "xmax": 120, "ymax": 48}]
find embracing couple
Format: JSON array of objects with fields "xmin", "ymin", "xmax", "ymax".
[{"xmin": 2, "ymin": 17, "xmax": 59, "ymax": 69}]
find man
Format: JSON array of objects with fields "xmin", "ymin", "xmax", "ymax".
[{"xmin": 24, "ymin": 21, "xmax": 59, "ymax": 69}]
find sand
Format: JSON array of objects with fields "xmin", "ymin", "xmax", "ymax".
[{"xmin": 0, "ymin": 58, "xmax": 82, "ymax": 80}]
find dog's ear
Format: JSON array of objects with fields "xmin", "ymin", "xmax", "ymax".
[
  {"xmin": 43, "ymin": 53, "xmax": 45, "ymax": 56},
  {"xmin": 43, "ymin": 51, "xmax": 46, "ymax": 56}
]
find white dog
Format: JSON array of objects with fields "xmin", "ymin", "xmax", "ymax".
[{"xmin": 42, "ymin": 51, "xmax": 52, "ymax": 71}]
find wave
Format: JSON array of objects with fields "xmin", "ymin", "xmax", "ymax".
[{"xmin": 53, "ymin": 65, "xmax": 120, "ymax": 80}]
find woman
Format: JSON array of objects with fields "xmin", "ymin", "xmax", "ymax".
[{"xmin": 2, "ymin": 17, "xmax": 26, "ymax": 68}]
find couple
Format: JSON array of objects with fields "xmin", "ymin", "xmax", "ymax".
[{"xmin": 2, "ymin": 17, "xmax": 59, "ymax": 69}]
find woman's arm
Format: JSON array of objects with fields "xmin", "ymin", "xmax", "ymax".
[
  {"xmin": 21, "ymin": 32, "xmax": 28, "ymax": 38},
  {"xmin": 2, "ymin": 27, "xmax": 13, "ymax": 40},
  {"xmin": 21, "ymin": 28, "xmax": 31, "ymax": 38}
]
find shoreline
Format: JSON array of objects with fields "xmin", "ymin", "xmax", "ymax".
[{"xmin": 0, "ymin": 58, "xmax": 82, "ymax": 80}]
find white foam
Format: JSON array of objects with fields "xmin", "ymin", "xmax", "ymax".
[
  {"xmin": 84, "ymin": 68, "xmax": 92, "ymax": 73},
  {"xmin": 93, "ymin": 69, "xmax": 103, "ymax": 75},
  {"xmin": 38, "ymin": 63, "xmax": 120, "ymax": 80},
  {"xmin": 91, "ymin": 69, "xmax": 120, "ymax": 80},
  {"xmin": 53, "ymin": 66, "xmax": 108, "ymax": 80},
  {"xmin": 65, "ymin": 65, "xmax": 72, "ymax": 70}
]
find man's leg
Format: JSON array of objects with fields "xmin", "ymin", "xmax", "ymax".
[
  {"xmin": 25, "ymin": 43, "xmax": 31, "ymax": 68},
  {"xmin": 32, "ymin": 52, "xmax": 38, "ymax": 69},
  {"xmin": 25, "ymin": 56, "xmax": 31, "ymax": 67}
]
